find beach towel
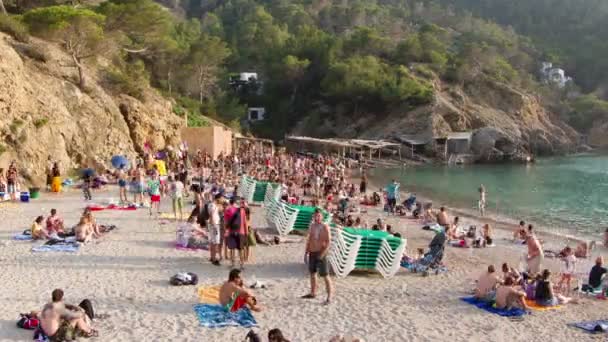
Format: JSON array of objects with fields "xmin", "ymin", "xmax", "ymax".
[
  {"xmin": 13, "ymin": 233, "xmax": 33, "ymax": 241},
  {"xmin": 198, "ymin": 286, "xmax": 221, "ymax": 304},
  {"xmin": 460, "ymin": 297, "xmax": 526, "ymax": 317},
  {"xmin": 32, "ymin": 243, "xmax": 79, "ymax": 253},
  {"xmin": 32, "ymin": 238, "xmax": 79, "ymax": 253},
  {"xmin": 193, "ymin": 304, "xmax": 257, "ymax": 328},
  {"xmin": 570, "ymin": 320, "xmax": 608, "ymax": 334},
  {"xmin": 87, "ymin": 204, "xmax": 137, "ymax": 212},
  {"xmin": 524, "ymin": 299, "xmax": 562, "ymax": 311}
]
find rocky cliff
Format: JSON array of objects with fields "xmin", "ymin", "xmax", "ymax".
[
  {"xmin": 293, "ymin": 74, "xmax": 579, "ymax": 161},
  {"xmin": 0, "ymin": 33, "xmax": 184, "ymax": 185}
]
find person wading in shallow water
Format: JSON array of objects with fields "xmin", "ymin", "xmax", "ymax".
[{"xmin": 301, "ymin": 209, "xmax": 333, "ymax": 305}]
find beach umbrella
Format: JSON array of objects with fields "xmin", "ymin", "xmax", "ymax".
[
  {"xmin": 111, "ymin": 155, "xmax": 129, "ymax": 169},
  {"xmin": 82, "ymin": 168, "xmax": 95, "ymax": 178}
]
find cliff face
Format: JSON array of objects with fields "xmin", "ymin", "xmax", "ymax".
[
  {"xmin": 0, "ymin": 33, "xmax": 184, "ymax": 185},
  {"xmin": 293, "ymin": 75, "xmax": 579, "ymax": 160}
]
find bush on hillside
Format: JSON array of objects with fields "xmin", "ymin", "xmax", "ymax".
[{"xmin": 0, "ymin": 14, "xmax": 30, "ymax": 43}]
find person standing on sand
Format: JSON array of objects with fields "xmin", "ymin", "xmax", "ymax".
[
  {"xmin": 117, "ymin": 168, "xmax": 128, "ymax": 204},
  {"xmin": 45, "ymin": 156, "xmax": 53, "ymax": 192},
  {"xmin": 359, "ymin": 172, "xmax": 367, "ymax": 195},
  {"xmin": 6, "ymin": 161, "xmax": 18, "ymax": 201},
  {"xmin": 526, "ymin": 226, "xmax": 544, "ymax": 275},
  {"xmin": 302, "ymin": 209, "xmax": 333, "ymax": 305},
  {"xmin": 478, "ymin": 184, "xmax": 486, "ymax": 217},
  {"xmin": 208, "ymin": 193, "xmax": 222, "ymax": 266},
  {"xmin": 147, "ymin": 173, "xmax": 162, "ymax": 217}
]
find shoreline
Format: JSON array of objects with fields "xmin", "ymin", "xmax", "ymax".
[{"xmin": 362, "ymin": 173, "xmax": 598, "ymax": 247}]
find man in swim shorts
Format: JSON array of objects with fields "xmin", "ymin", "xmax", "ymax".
[
  {"xmin": 301, "ymin": 209, "xmax": 333, "ymax": 305},
  {"xmin": 219, "ymin": 269, "xmax": 262, "ymax": 312}
]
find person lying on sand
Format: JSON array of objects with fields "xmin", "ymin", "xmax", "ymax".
[
  {"xmin": 219, "ymin": 269, "xmax": 262, "ymax": 312},
  {"xmin": 39, "ymin": 289, "xmax": 97, "ymax": 340},
  {"xmin": 475, "ymin": 265, "xmax": 501, "ymax": 302},
  {"xmin": 495, "ymin": 276, "xmax": 528, "ymax": 310}
]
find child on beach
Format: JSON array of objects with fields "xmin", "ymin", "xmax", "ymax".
[
  {"xmin": 147, "ymin": 174, "xmax": 161, "ymax": 217},
  {"xmin": 558, "ymin": 247, "xmax": 576, "ymax": 295}
]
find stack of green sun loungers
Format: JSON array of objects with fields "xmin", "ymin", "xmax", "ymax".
[
  {"xmin": 286, "ymin": 204, "xmax": 330, "ymax": 231},
  {"xmin": 328, "ymin": 227, "xmax": 406, "ymax": 278}
]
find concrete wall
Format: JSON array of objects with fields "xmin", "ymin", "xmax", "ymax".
[{"xmin": 181, "ymin": 126, "xmax": 233, "ymax": 159}]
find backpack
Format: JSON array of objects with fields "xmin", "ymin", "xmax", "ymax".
[
  {"xmin": 17, "ymin": 314, "xmax": 39, "ymax": 330},
  {"xmin": 198, "ymin": 203, "xmax": 210, "ymax": 225},
  {"xmin": 228, "ymin": 209, "xmax": 241, "ymax": 232}
]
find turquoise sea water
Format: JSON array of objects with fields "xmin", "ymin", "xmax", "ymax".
[{"xmin": 369, "ymin": 154, "xmax": 608, "ymax": 236}]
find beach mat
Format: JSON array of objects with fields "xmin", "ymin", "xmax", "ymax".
[
  {"xmin": 570, "ymin": 320, "xmax": 608, "ymax": 334},
  {"xmin": 87, "ymin": 204, "xmax": 137, "ymax": 212},
  {"xmin": 32, "ymin": 243, "xmax": 79, "ymax": 253},
  {"xmin": 175, "ymin": 242, "xmax": 209, "ymax": 251},
  {"xmin": 460, "ymin": 297, "xmax": 526, "ymax": 317},
  {"xmin": 524, "ymin": 299, "xmax": 562, "ymax": 311},
  {"xmin": 13, "ymin": 233, "xmax": 32, "ymax": 241},
  {"xmin": 198, "ymin": 286, "xmax": 220, "ymax": 304},
  {"xmin": 193, "ymin": 304, "xmax": 257, "ymax": 328}
]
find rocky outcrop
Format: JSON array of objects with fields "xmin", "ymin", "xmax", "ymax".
[
  {"xmin": 0, "ymin": 33, "xmax": 184, "ymax": 185},
  {"xmin": 293, "ymin": 75, "xmax": 579, "ymax": 161},
  {"xmin": 589, "ymin": 119, "xmax": 608, "ymax": 147}
]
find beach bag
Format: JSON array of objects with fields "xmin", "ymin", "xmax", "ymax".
[
  {"xmin": 79, "ymin": 299, "xmax": 95, "ymax": 320},
  {"xmin": 466, "ymin": 226, "xmax": 476, "ymax": 238},
  {"xmin": 16, "ymin": 314, "xmax": 39, "ymax": 330},
  {"xmin": 169, "ymin": 272, "xmax": 198, "ymax": 286}
]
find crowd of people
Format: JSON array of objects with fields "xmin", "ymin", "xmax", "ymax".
[{"xmin": 7, "ymin": 138, "xmax": 607, "ymax": 340}]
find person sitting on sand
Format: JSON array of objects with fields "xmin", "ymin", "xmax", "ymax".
[
  {"xmin": 514, "ymin": 221, "xmax": 526, "ymax": 242},
  {"xmin": 495, "ymin": 276, "xmax": 528, "ymax": 310},
  {"xmin": 583, "ymin": 256, "xmax": 607, "ymax": 293},
  {"xmin": 475, "ymin": 265, "xmax": 500, "ymax": 302},
  {"xmin": 482, "ymin": 223, "xmax": 493, "ymax": 247},
  {"xmin": 502, "ymin": 263, "xmax": 522, "ymax": 284},
  {"xmin": 74, "ymin": 214, "xmax": 96, "ymax": 243},
  {"xmin": 46, "ymin": 209, "xmax": 65, "ymax": 236},
  {"xmin": 32, "ymin": 215, "xmax": 49, "ymax": 240},
  {"xmin": 535, "ymin": 269, "xmax": 573, "ymax": 306},
  {"xmin": 219, "ymin": 269, "xmax": 262, "ymax": 312},
  {"xmin": 39, "ymin": 289, "xmax": 97, "ymax": 340},
  {"xmin": 574, "ymin": 241, "xmax": 594, "ymax": 258},
  {"xmin": 436, "ymin": 207, "xmax": 449, "ymax": 228}
]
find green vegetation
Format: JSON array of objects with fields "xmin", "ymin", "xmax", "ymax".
[
  {"xmin": 5, "ymin": 0, "xmax": 606, "ymax": 137},
  {"xmin": 0, "ymin": 143, "xmax": 6, "ymax": 156},
  {"xmin": 33, "ymin": 117, "xmax": 48, "ymax": 128},
  {"xmin": 0, "ymin": 14, "xmax": 29, "ymax": 42},
  {"xmin": 429, "ymin": 0, "xmax": 608, "ymax": 92},
  {"xmin": 9, "ymin": 118, "xmax": 23, "ymax": 133}
]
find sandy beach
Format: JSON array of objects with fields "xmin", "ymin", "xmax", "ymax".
[{"xmin": 0, "ymin": 186, "xmax": 607, "ymax": 342}]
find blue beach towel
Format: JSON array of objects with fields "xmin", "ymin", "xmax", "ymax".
[
  {"xmin": 570, "ymin": 320, "xmax": 608, "ymax": 333},
  {"xmin": 460, "ymin": 296, "xmax": 526, "ymax": 317},
  {"xmin": 13, "ymin": 233, "xmax": 33, "ymax": 241},
  {"xmin": 32, "ymin": 243, "xmax": 79, "ymax": 253},
  {"xmin": 193, "ymin": 304, "xmax": 257, "ymax": 328}
]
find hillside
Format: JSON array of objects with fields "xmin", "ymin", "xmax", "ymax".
[
  {"xmin": 1, "ymin": 0, "xmax": 605, "ymax": 173},
  {"xmin": 0, "ymin": 31, "xmax": 184, "ymax": 184}
]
